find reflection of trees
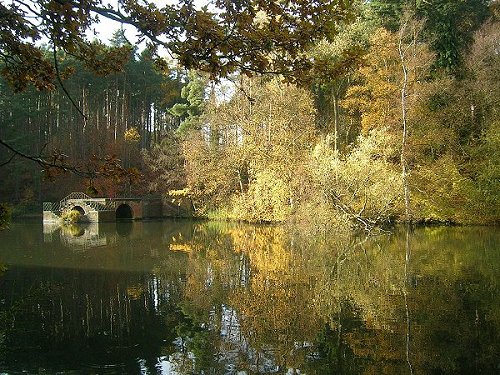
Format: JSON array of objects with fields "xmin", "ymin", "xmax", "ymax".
[
  {"xmin": 0, "ymin": 221, "xmax": 195, "ymax": 373},
  {"xmin": 177, "ymin": 223, "xmax": 499, "ymax": 374},
  {"xmin": 309, "ymin": 226, "xmax": 500, "ymax": 374},
  {"xmin": 176, "ymin": 223, "xmax": 324, "ymax": 372},
  {"xmin": 0, "ymin": 222, "xmax": 498, "ymax": 374},
  {"xmin": 1, "ymin": 267, "xmax": 168, "ymax": 372},
  {"xmin": 230, "ymin": 226, "xmax": 323, "ymax": 370}
]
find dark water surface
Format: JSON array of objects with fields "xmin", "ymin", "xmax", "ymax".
[{"xmin": 0, "ymin": 221, "xmax": 498, "ymax": 374}]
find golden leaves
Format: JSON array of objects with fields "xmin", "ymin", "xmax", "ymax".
[{"xmin": 124, "ymin": 127, "xmax": 140, "ymax": 143}]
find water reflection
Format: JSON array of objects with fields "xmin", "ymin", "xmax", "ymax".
[{"xmin": 0, "ymin": 222, "xmax": 498, "ymax": 374}]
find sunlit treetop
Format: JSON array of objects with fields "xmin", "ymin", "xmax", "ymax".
[{"xmin": 0, "ymin": 0, "xmax": 354, "ymax": 91}]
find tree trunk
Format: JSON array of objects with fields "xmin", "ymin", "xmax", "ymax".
[{"xmin": 399, "ymin": 22, "xmax": 411, "ymax": 222}]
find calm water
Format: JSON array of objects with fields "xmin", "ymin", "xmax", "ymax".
[{"xmin": 0, "ymin": 220, "xmax": 498, "ymax": 374}]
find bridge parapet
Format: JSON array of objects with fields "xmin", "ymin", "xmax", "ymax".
[{"xmin": 43, "ymin": 193, "xmax": 163, "ymax": 222}]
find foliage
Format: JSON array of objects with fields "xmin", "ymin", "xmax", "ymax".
[
  {"xmin": 343, "ymin": 26, "xmax": 433, "ymax": 135},
  {"xmin": 182, "ymin": 131, "xmax": 241, "ymax": 215},
  {"xmin": 343, "ymin": 28, "xmax": 401, "ymax": 134},
  {"xmin": 416, "ymin": 0, "xmax": 491, "ymax": 75},
  {"xmin": 124, "ymin": 127, "xmax": 140, "ymax": 143},
  {"xmin": 60, "ymin": 209, "xmax": 82, "ymax": 224},
  {"xmin": 0, "ymin": 203, "xmax": 11, "ymax": 229},
  {"xmin": 169, "ymin": 72, "xmax": 207, "ymax": 135},
  {"xmin": 0, "ymin": 45, "xmax": 182, "ymax": 201},
  {"xmin": 0, "ymin": 1, "xmax": 498, "ymax": 226},
  {"xmin": 366, "ymin": 0, "xmax": 492, "ymax": 75},
  {"xmin": 473, "ymin": 120, "xmax": 500, "ymax": 222},
  {"xmin": 182, "ymin": 77, "xmax": 316, "ymax": 219},
  {"xmin": 307, "ymin": 17, "xmax": 372, "ymax": 150},
  {"xmin": 309, "ymin": 129, "xmax": 403, "ymax": 227},
  {"xmin": 231, "ymin": 169, "xmax": 291, "ymax": 223},
  {"xmin": 406, "ymin": 19, "xmax": 500, "ymax": 224},
  {"xmin": 367, "ymin": 0, "xmax": 406, "ymax": 32},
  {"xmin": 0, "ymin": 0, "xmax": 354, "ymax": 91}
]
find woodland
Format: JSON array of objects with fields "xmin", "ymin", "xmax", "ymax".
[{"xmin": 0, "ymin": 0, "xmax": 499, "ymax": 229}]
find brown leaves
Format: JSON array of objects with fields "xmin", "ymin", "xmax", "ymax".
[
  {"xmin": 78, "ymin": 42, "xmax": 132, "ymax": 76},
  {"xmin": 1, "ymin": 1, "xmax": 355, "ymax": 92}
]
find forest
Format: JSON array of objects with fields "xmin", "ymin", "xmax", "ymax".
[{"xmin": 0, "ymin": 0, "xmax": 499, "ymax": 228}]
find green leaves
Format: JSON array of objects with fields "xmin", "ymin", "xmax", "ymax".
[{"xmin": 169, "ymin": 72, "xmax": 207, "ymax": 135}]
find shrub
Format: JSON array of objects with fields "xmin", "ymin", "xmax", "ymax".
[
  {"xmin": 61, "ymin": 209, "xmax": 82, "ymax": 224},
  {"xmin": 231, "ymin": 170, "xmax": 291, "ymax": 223},
  {"xmin": 309, "ymin": 129, "xmax": 403, "ymax": 226}
]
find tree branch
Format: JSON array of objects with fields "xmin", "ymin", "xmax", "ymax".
[
  {"xmin": 0, "ymin": 152, "xmax": 16, "ymax": 167},
  {"xmin": 0, "ymin": 137, "xmax": 89, "ymax": 177},
  {"xmin": 52, "ymin": 45, "xmax": 88, "ymax": 123}
]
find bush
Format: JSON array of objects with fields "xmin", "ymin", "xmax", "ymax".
[
  {"xmin": 231, "ymin": 170, "xmax": 291, "ymax": 223},
  {"xmin": 308, "ymin": 129, "xmax": 403, "ymax": 226},
  {"xmin": 60, "ymin": 210, "xmax": 82, "ymax": 224}
]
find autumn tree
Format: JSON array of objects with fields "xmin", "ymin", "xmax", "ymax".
[
  {"xmin": 308, "ymin": 18, "xmax": 371, "ymax": 151},
  {"xmin": 182, "ymin": 77, "xmax": 316, "ymax": 221},
  {"xmin": 0, "ymin": 0, "xmax": 354, "ymax": 90},
  {"xmin": 0, "ymin": 0, "xmax": 354, "ymax": 182},
  {"xmin": 409, "ymin": 18, "xmax": 500, "ymax": 223},
  {"xmin": 343, "ymin": 28, "xmax": 403, "ymax": 135}
]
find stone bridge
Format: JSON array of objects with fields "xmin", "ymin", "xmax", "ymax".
[{"xmin": 43, "ymin": 192, "xmax": 163, "ymax": 223}]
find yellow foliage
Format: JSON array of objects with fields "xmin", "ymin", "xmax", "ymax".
[
  {"xmin": 169, "ymin": 243, "xmax": 192, "ymax": 253},
  {"xmin": 343, "ymin": 28, "xmax": 401, "ymax": 133},
  {"xmin": 343, "ymin": 27, "xmax": 433, "ymax": 135},
  {"xmin": 182, "ymin": 76, "xmax": 316, "ymax": 220},
  {"xmin": 168, "ymin": 188, "xmax": 190, "ymax": 197},
  {"xmin": 231, "ymin": 169, "xmax": 291, "ymax": 222},
  {"xmin": 124, "ymin": 127, "xmax": 141, "ymax": 143},
  {"xmin": 309, "ymin": 128, "xmax": 403, "ymax": 224},
  {"xmin": 411, "ymin": 155, "xmax": 480, "ymax": 223},
  {"xmin": 60, "ymin": 209, "xmax": 82, "ymax": 224}
]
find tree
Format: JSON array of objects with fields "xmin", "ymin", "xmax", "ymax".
[
  {"xmin": 182, "ymin": 76, "xmax": 316, "ymax": 220},
  {"xmin": 0, "ymin": 42, "xmax": 184, "ymax": 202},
  {"xmin": 417, "ymin": 0, "xmax": 491, "ymax": 75},
  {"xmin": 368, "ymin": 0, "xmax": 407, "ymax": 32},
  {"xmin": 308, "ymin": 18, "xmax": 371, "ymax": 151},
  {"xmin": 142, "ymin": 131, "xmax": 186, "ymax": 193},
  {"xmin": 366, "ymin": 0, "xmax": 492, "ymax": 75},
  {"xmin": 0, "ymin": 0, "xmax": 354, "ymax": 178},
  {"xmin": 169, "ymin": 72, "xmax": 207, "ymax": 136},
  {"xmin": 309, "ymin": 129, "xmax": 404, "ymax": 229},
  {"xmin": 1, "ymin": 1, "xmax": 354, "ymax": 90},
  {"xmin": 342, "ymin": 28, "xmax": 402, "ymax": 134}
]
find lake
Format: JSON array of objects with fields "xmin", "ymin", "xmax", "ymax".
[{"xmin": 0, "ymin": 220, "xmax": 498, "ymax": 374}]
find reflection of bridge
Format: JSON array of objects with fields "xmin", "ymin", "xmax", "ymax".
[
  {"xmin": 43, "ymin": 192, "xmax": 162, "ymax": 222},
  {"xmin": 43, "ymin": 222, "xmax": 114, "ymax": 249}
]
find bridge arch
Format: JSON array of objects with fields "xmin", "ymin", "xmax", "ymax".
[
  {"xmin": 116, "ymin": 203, "xmax": 133, "ymax": 219},
  {"xmin": 70, "ymin": 206, "xmax": 86, "ymax": 215}
]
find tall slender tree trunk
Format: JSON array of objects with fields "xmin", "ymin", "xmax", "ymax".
[{"xmin": 399, "ymin": 21, "xmax": 411, "ymax": 222}]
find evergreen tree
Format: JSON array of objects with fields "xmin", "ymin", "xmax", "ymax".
[{"xmin": 169, "ymin": 72, "xmax": 207, "ymax": 136}]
